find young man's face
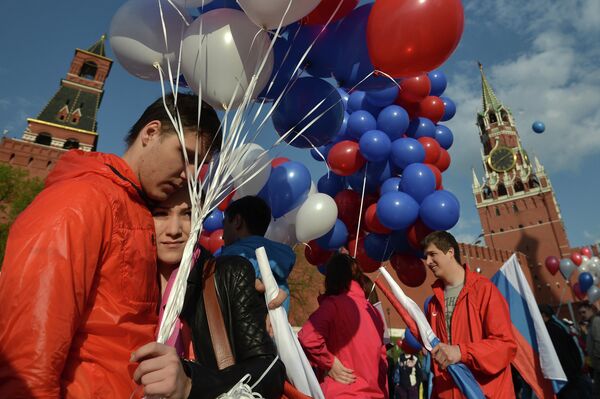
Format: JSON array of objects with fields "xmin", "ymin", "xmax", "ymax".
[
  {"xmin": 139, "ymin": 128, "xmax": 203, "ymax": 202},
  {"xmin": 424, "ymin": 243, "xmax": 456, "ymax": 281},
  {"xmin": 578, "ymin": 306, "xmax": 594, "ymax": 322}
]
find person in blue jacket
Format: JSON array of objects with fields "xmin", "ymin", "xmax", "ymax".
[{"xmin": 221, "ymin": 195, "xmax": 296, "ymax": 311}]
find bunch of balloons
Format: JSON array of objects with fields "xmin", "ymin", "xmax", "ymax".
[{"xmin": 546, "ymin": 247, "xmax": 600, "ymax": 303}]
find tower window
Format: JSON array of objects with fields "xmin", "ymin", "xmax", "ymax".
[
  {"xmin": 529, "ymin": 175, "xmax": 540, "ymax": 188},
  {"xmin": 488, "ymin": 112, "xmax": 497, "ymax": 124},
  {"xmin": 34, "ymin": 132, "xmax": 52, "ymax": 146},
  {"xmin": 501, "ymin": 110, "xmax": 509, "ymax": 123},
  {"xmin": 512, "ymin": 203, "xmax": 519, "ymax": 213},
  {"xmin": 518, "ymin": 224, "xmax": 524, "ymax": 228},
  {"xmin": 79, "ymin": 61, "xmax": 98, "ymax": 80},
  {"xmin": 514, "ymin": 180, "xmax": 524, "ymax": 192},
  {"xmin": 495, "ymin": 207, "xmax": 500, "ymax": 216},
  {"xmin": 497, "ymin": 183, "xmax": 507, "ymax": 196},
  {"xmin": 63, "ymin": 138, "xmax": 80, "ymax": 150}
]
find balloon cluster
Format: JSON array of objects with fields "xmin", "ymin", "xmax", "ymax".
[{"xmin": 545, "ymin": 247, "xmax": 600, "ymax": 303}]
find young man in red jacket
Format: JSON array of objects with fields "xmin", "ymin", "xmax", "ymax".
[
  {"xmin": 421, "ymin": 231, "xmax": 517, "ymax": 398},
  {"xmin": 0, "ymin": 94, "xmax": 220, "ymax": 398}
]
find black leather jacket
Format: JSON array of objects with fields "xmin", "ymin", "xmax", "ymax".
[{"xmin": 180, "ymin": 249, "xmax": 285, "ymax": 399}]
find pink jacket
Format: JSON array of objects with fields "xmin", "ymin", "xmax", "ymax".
[{"xmin": 298, "ymin": 281, "xmax": 389, "ymax": 399}]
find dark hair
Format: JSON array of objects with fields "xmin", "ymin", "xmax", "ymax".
[
  {"xmin": 224, "ymin": 196, "xmax": 271, "ymax": 236},
  {"xmin": 538, "ymin": 304, "xmax": 554, "ymax": 318},
  {"xmin": 578, "ymin": 300, "xmax": 597, "ymax": 312},
  {"xmin": 125, "ymin": 93, "xmax": 221, "ymax": 150},
  {"xmin": 421, "ymin": 231, "xmax": 461, "ymax": 263},
  {"xmin": 324, "ymin": 253, "xmax": 366, "ymax": 296}
]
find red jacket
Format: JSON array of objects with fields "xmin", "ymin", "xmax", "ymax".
[
  {"xmin": 417, "ymin": 267, "xmax": 517, "ymax": 398},
  {"xmin": 0, "ymin": 151, "xmax": 159, "ymax": 398},
  {"xmin": 298, "ymin": 281, "xmax": 389, "ymax": 399}
]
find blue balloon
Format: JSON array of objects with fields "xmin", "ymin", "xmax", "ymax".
[
  {"xmin": 311, "ymin": 143, "xmax": 332, "ymax": 161},
  {"xmin": 347, "ymin": 90, "xmax": 381, "ymax": 115},
  {"xmin": 377, "ymin": 105, "xmax": 410, "ymax": 141},
  {"xmin": 316, "ymin": 219, "xmax": 349, "ymax": 250},
  {"xmin": 272, "ymin": 77, "xmax": 344, "ymax": 148},
  {"xmin": 317, "ymin": 264, "xmax": 327, "ymax": 276},
  {"xmin": 359, "ymin": 130, "xmax": 392, "ymax": 162},
  {"xmin": 203, "ymin": 209, "xmax": 224, "ymax": 232},
  {"xmin": 347, "ymin": 110, "xmax": 377, "ymax": 139},
  {"xmin": 376, "ymin": 192, "xmax": 420, "ymax": 230},
  {"xmin": 286, "ymin": 23, "xmax": 340, "ymax": 79},
  {"xmin": 318, "ymin": 173, "xmax": 345, "ymax": 197},
  {"xmin": 197, "ymin": 0, "xmax": 241, "ymax": 13},
  {"xmin": 434, "ymin": 125, "xmax": 454, "ymax": 150},
  {"xmin": 380, "ymin": 177, "xmax": 402, "ymax": 195},
  {"xmin": 404, "ymin": 328, "xmax": 423, "ymax": 351},
  {"xmin": 364, "ymin": 233, "xmax": 395, "ymax": 262},
  {"xmin": 406, "ymin": 117, "xmax": 436, "ymax": 139},
  {"xmin": 428, "ymin": 70, "xmax": 447, "ymax": 96},
  {"xmin": 440, "ymin": 96, "xmax": 456, "ymax": 121},
  {"xmin": 332, "ymin": 4, "xmax": 396, "ymax": 90},
  {"xmin": 401, "ymin": 163, "xmax": 437, "ymax": 203},
  {"xmin": 338, "ymin": 89, "xmax": 349, "ymax": 111},
  {"xmin": 579, "ymin": 272, "xmax": 594, "ymax": 293},
  {"xmin": 390, "ymin": 138, "xmax": 425, "ymax": 170},
  {"xmin": 366, "ymin": 86, "xmax": 399, "ymax": 108},
  {"xmin": 332, "ymin": 112, "xmax": 350, "ymax": 142},
  {"xmin": 419, "ymin": 190, "xmax": 460, "ymax": 230},
  {"xmin": 347, "ymin": 161, "xmax": 391, "ymax": 194},
  {"xmin": 390, "ymin": 230, "xmax": 411, "ymax": 253},
  {"xmin": 532, "ymin": 121, "xmax": 545, "ymax": 133},
  {"xmin": 267, "ymin": 161, "xmax": 312, "ymax": 218},
  {"xmin": 258, "ymin": 36, "xmax": 298, "ymax": 101}
]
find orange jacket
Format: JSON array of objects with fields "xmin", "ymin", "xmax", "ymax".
[
  {"xmin": 424, "ymin": 267, "xmax": 517, "ymax": 398},
  {"xmin": 0, "ymin": 151, "xmax": 159, "ymax": 398}
]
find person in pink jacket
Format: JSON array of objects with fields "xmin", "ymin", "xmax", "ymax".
[{"xmin": 298, "ymin": 253, "xmax": 389, "ymax": 398}]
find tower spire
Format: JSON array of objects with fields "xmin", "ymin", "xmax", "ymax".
[
  {"xmin": 86, "ymin": 34, "xmax": 107, "ymax": 57},
  {"xmin": 472, "ymin": 167, "xmax": 480, "ymax": 189},
  {"xmin": 478, "ymin": 62, "xmax": 502, "ymax": 114}
]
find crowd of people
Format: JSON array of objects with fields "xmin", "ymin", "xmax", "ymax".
[{"xmin": 0, "ymin": 93, "xmax": 598, "ymax": 398}]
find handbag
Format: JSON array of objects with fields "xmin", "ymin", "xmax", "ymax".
[{"xmin": 202, "ymin": 259, "xmax": 311, "ymax": 399}]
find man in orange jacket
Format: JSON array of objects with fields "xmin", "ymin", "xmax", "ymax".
[
  {"xmin": 420, "ymin": 231, "xmax": 517, "ymax": 398},
  {"xmin": 0, "ymin": 94, "xmax": 221, "ymax": 398}
]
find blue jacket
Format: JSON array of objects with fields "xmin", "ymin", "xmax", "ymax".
[{"xmin": 220, "ymin": 236, "xmax": 296, "ymax": 311}]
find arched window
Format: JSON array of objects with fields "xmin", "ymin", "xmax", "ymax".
[
  {"xmin": 35, "ymin": 132, "xmax": 52, "ymax": 146},
  {"xmin": 483, "ymin": 186, "xmax": 493, "ymax": 200},
  {"xmin": 512, "ymin": 203, "xmax": 519, "ymax": 213},
  {"xmin": 495, "ymin": 207, "xmax": 500, "ymax": 216},
  {"xmin": 488, "ymin": 112, "xmax": 497, "ymax": 124},
  {"xmin": 497, "ymin": 183, "xmax": 507, "ymax": 196},
  {"xmin": 514, "ymin": 180, "xmax": 524, "ymax": 192},
  {"xmin": 529, "ymin": 175, "xmax": 540, "ymax": 188},
  {"xmin": 63, "ymin": 138, "xmax": 80, "ymax": 150},
  {"xmin": 79, "ymin": 61, "xmax": 97, "ymax": 80},
  {"xmin": 478, "ymin": 115, "xmax": 486, "ymax": 131},
  {"xmin": 501, "ymin": 110, "xmax": 510, "ymax": 123}
]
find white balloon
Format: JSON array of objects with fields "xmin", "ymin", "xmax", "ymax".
[
  {"xmin": 109, "ymin": 0, "xmax": 191, "ymax": 80},
  {"xmin": 181, "ymin": 9, "xmax": 274, "ymax": 110},
  {"xmin": 295, "ymin": 193, "xmax": 338, "ymax": 243},
  {"xmin": 579, "ymin": 262, "xmax": 591, "ymax": 274},
  {"xmin": 238, "ymin": 0, "xmax": 321, "ymax": 29},
  {"xmin": 172, "ymin": 0, "xmax": 213, "ymax": 8},
  {"xmin": 265, "ymin": 216, "xmax": 297, "ymax": 246},
  {"xmin": 588, "ymin": 286, "xmax": 600, "ymax": 303},
  {"xmin": 231, "ymin": 143, "xmax": 271, "ymax": 199}
]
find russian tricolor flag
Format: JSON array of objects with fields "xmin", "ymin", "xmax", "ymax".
[{"xmin": 491, "ymin": 254, "xmax": 567, "ymax": 398}]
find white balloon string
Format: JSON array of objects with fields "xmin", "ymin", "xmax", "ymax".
[{"xmin": 354, "ymin": 162, "xmax": 368, "ymax": 258}]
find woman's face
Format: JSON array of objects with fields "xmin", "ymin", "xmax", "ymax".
[{"xmin": 153, "ymin": 189, "xmax": 192, "ymax": 266}]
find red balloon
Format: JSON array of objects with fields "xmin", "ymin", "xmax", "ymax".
[
  {"xmin": 418, "ymin": 96, "xmax": 445, "ymax": 124},
  {"xmin": 271, "ymin": 157, "xmax": 290, "ymax": 168},
  {"xmin": 305, "ymin": 240, "xmax": 334, "ymax": 266},
  {"xmin": 396, "ymin": 75, "xmax": 431, "ymax": 103},
  {"xmin": 348, "ymin": 237, "xmax": 380, "ymax": 273},
  {"xmin": 573, "ymin": 282, "xmax": 586, "ymax": 300},
  {"xmin": 418, "ymin": 137, "xmax": 441, "ymax": 164},
  {"xmin": 391, "ymin": 253, "xmax": 427, "ymax": 287},
  {"xmin": 208, "ymin": 229, "xmax": 224, "ymax": 254},
  {"xmin": 367, "ymin": 0, "xmax": 465, "ymax": 78},
  {"xmin": 394, "ymin": 96, "xmax": 420, "ymax": 120},
  {"xmin": 571, "ymin": 252, "xmax": 583, "ymax": 266},
  {"xmin": 198, "ymin": 163, "xmax": 210, "ymax": 182},
  {"xmin": 335, "ymin": 189, "xmax": 362, "ymax": 232},
  {"xmin": 328, "ymin": 141, "xmax": 366, "ymax": 176},
  {"xmin": 581, "ymin": 247, "xmax": 592, "ymax": 257},
  {"xmin": 217, "ymin": 189, "xmax": 236, "ymax": 211},
  {"xmin": 407, "ymin": 219, "xmax": 433, "ymax": 250},
  {"xmin": 199, "ymin": 231, "xmax": 211, "ymax": 250},
  {"xmin": 364, "ymin": 203, "xmax": 392, "ymax": 234},
  {"xmin": 435, "ymin": 148, "xmax": 451, "ymax": 172},
  {"xmin": 400, "ymin": 339, "xmax": 420, "ymax": 355},
  {"xmin": 302, "ymin": 0, "xmax": 358, "ymax": 25},
  {"xmin": 425, "ymin": 164, "xmax": 442, "ymax": 190},
  {"xmin": 545, "ymin": 256, "xmax": 560, "ymax": 276}
]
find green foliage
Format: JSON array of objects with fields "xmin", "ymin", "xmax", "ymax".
[{"xmin": 0, "ymin": 164, "xmax": 44, "ymax": 267}]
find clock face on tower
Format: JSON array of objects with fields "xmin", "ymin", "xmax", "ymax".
[{"xmin": 488, "ymin": 146, "xmax": 516, "ymax": 172}]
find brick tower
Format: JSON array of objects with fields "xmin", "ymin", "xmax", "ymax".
[
  {"xmin": 0, "ymin": 35, "xmax": 112, "ymax": 178},
  {"xmin": 472, "ymin": 63, "xmax": 576, "ymax": 302}
]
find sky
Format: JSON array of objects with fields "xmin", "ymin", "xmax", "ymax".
[{"xmin": 1, "ymin": 0, "xmax": 599, "ymax": 248}]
